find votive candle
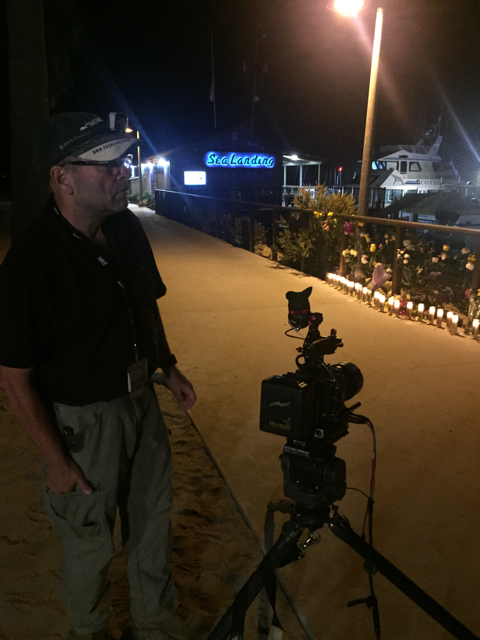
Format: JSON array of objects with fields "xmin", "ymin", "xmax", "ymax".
[
  {"xmin": 388, "ymin": 296, "xmax": 394, "ymax": 314},
  {"xmin": 417, "ymin": 303, "xmax": 424, "ymax": 321},
  {"xmin": 446, "ymin": 311, "xmax": 453, "ymax": 330},
  {"xmin": 429, "ymin": 306, "xmax": 436, "ymax": 323},
  {"xmin": 363, "ymin": 287, "xmax": 369, "ymax": 304},
  {"xmin": 394, "ymin": 299, "xmax": 401, "ymax": 317},
  {"xmin": 436, "ymin": 308, "xmax": 444, "ymax": 329},
  {"xmin": 451, "ymin": 314, "xmax": 459, "ymax": 334},
  {"xmin": 472, "ymin": 318, "xmax": 479, "ymax": 340},
  {"xmin": 379, "ymin": 294, "xmax": 386, "ymax": 313},
  {"xmin": 407, "ymin": 301, "xmax": 413, "ymax": 320}
]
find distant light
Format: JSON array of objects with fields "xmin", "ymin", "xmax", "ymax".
[
  {"xmin": 184, "ymin": 171, "xmax": 206, "ymax": 185},
  {"xmin": 338, "ymin": 166, "xmax": 343, "ymax": 172},
  {"xmin": 125, "ymin": 126, "xmax": 133, "ymax": 133},
  {"xmin": 285, "ymin": 154, "xmax": 299, "ymax": 161},
  {"xmin": 334, "ymin": 0, "xmax": 364, "ymax": 17},
  {"xmin": 157, "ymin": 157, "xmax": 168, "ymax": 167}
]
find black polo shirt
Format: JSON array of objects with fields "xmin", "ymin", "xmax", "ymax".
[{"xmin": 0, "ymin": 200, "xmax": 166, "ymax": 405}]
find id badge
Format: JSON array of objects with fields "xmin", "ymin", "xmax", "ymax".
[{"xmin": 127, "ymin": 358, "xmax": 148, "ymax": 398}]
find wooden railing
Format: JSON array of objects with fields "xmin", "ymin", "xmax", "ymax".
[{"xmin": 154, "ymin": 189, "xmax": 480, "ymax": 297}]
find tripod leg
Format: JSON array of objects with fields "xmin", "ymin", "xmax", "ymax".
[
  {"xmin": 330, "ymin": 516, "xmax": 479, "ymax": 640},
  {"xmin": 207, "ymin": 519, "xmax": 306, "ymax": 640}
]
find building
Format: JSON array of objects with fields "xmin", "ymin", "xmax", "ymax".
[{"xmin": 130, "ymin": 120, "xmax": 284, "ymax": 205}]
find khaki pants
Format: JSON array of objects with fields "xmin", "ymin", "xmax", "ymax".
[{"xmin": 45, "ymin": 383, "xmax": 176, "ymax": 635}]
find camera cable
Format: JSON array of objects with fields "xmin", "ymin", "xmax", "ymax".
[{"xmin": 346, "ymin": 410, "xmax": 381, "ymax": 639}]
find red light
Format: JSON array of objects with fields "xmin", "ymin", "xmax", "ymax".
[{"xmin": 338, "ymin": 166, "xmax": 343, "ymax": 172}]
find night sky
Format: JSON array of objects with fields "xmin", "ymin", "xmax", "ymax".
[{"xmin": 3, "ymin": 0, "xmax": 480, "ymax": 189}]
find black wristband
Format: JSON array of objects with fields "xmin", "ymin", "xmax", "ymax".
[{"xmin": 159, "ymin": 353, "xmax": 177, "ymax": 370}]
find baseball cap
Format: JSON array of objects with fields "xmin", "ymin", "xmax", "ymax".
[{"xmin": 34, "ymin": 112, "xmax": 137, "ymax": 171}]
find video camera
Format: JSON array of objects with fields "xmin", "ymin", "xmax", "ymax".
[{"xmin": 260, "ymin": 287, "xmax": 363, "ymax": 509}]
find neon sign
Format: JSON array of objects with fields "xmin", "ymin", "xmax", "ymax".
[{"xmin": 204, "ymin": 152, "xmax": 275, "ymax": 168}]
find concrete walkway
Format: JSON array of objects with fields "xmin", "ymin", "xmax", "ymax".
[{"xmin": 135, "ymin": 207, "xmax": 480, "ymax": 640}]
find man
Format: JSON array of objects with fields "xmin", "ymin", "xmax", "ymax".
[{"xmin": 0, "ymin": 113, "xmax": 202, "ymax": 640}]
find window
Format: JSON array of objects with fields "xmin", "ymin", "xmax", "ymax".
[
  {"xmin": 386, "ymin": 161, "xmax": 398, "ymax": 171},
  {"xmin": 387, "ymin": 189, "xmax": 403, "ymax": 202},
  {"xmin": 409, "ymin": 162, "xmax": 421, "ymax": 172},
  {"xmin": 400, "ymin": 161, "xmax": 407, "ymax": 174}
]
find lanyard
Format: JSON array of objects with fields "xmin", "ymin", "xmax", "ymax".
[{"xmin": 53, "ymin": 205, "xmax": 141, "ymax": 361}]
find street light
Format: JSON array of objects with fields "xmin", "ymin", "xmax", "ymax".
[
  {"xmin": 334, "ymin": 0, "xmax": 384, "ymax": 217},
  {"xmin": 334, "ymin": 0, "xmax": 364, "ymax": 17}
]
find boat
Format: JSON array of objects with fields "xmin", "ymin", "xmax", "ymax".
[{"xmin": 370, "ymin": 124, "xmax": 461, "ymax": 204}]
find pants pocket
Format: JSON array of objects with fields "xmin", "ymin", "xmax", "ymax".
[
  {"xmin": 45, "ymin": 487, "xmax": 107, "ymax": 538},
  {"xmin": 53, "ymin": 403, "xmax": 102, "ymax": 453}
]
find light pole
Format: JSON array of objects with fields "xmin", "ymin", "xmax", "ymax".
[
  {"xmin": 334, "ymin": 1, "xmax": 384, "ymax": 217},
  {"xmin": 125, "ymin": 126, "xmax": 143, "ymax": 200},
  {"xmin": 136, "ymin": 130, "xmax": 143, "ymax": 200}
]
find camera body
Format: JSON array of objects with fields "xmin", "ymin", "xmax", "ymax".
[
  {"xmin": 260, "ymin": 287, "xmax": 363, "ymax": 508},
  {"xmin": 260, "ymin": 364, "xmax": 358, "ymax": 450}
]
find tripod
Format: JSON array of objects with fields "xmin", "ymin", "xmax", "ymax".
[{"xmin": 206, "ymin": 501, "xmax": 478, "ymax": 640}]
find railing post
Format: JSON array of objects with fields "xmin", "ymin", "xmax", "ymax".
[
  {"xmin": 231, "ymin": 211, "xmax": 236, "ymax": 246},
  {"xmin": 339, "ymin": 233, "xmax": 347, "ymax": 276},
  {"xmin": 249, "ymin": 211, "xmax": 255, "ymax": 253},
  {"xmin": 471, "ymin": 253, "xmax": 480, "ymax": 294},
  {"xmin": 391, "ymin": 224, "xmax": 405, "ymax": 294},
  {"xmin": 271, "ymin": 207, "xmax": 279, "ymax": 261}
]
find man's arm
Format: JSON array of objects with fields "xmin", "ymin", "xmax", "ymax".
[
  {"xmin": 0, "ymin": 366, "xmax": 92, "ymax": 494},
  {"xmin": 155, "ymin": 312, "xmax": 196, "ymax": 410}
]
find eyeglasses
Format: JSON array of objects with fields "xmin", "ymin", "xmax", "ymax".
[{"xmin": 63, "ymin": 154, "xmax": 133, "ymax": 174}]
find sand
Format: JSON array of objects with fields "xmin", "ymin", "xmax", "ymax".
[{"xmin": 0, "ymin": 382, "xmax": 307, "ymax": 640}]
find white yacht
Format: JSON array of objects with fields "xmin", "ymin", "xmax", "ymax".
[{"xmin": 370, "ymin": 126, "xmax": 461, "ymax": 204}]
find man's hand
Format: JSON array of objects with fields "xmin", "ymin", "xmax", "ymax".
[
  {"xmin": 164, "ymin": 366, "xmax": 196, "ymax": 410},
  {"xmin": 46, "ymin": 457, "xmax": 93, "ymax": 495},
  {"xmin": 0, "ymin": 365, "xmax": 94, "ymax": 494}
]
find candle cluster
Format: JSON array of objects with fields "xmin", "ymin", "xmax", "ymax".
[{"xmin": 325, "ymin": 273, "xmax": 479, "ymax": 341}]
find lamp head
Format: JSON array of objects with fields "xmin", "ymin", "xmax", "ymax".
[{"xmin": 333, "ymin": 0, "xmax": 364, "ymax": 17}]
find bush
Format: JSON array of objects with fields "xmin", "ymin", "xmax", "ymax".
[
  {"xmin": 138, "ymin": 191, "xmax": 155, "ymax": 209},
  {"xmin": 277, "ymin": 185, "xmax": 357, "ymax": 276}
]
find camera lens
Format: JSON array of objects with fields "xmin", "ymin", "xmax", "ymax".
[{"xmin": 332, "ymin": 362, "xmax": 364, "ymax": 400}]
